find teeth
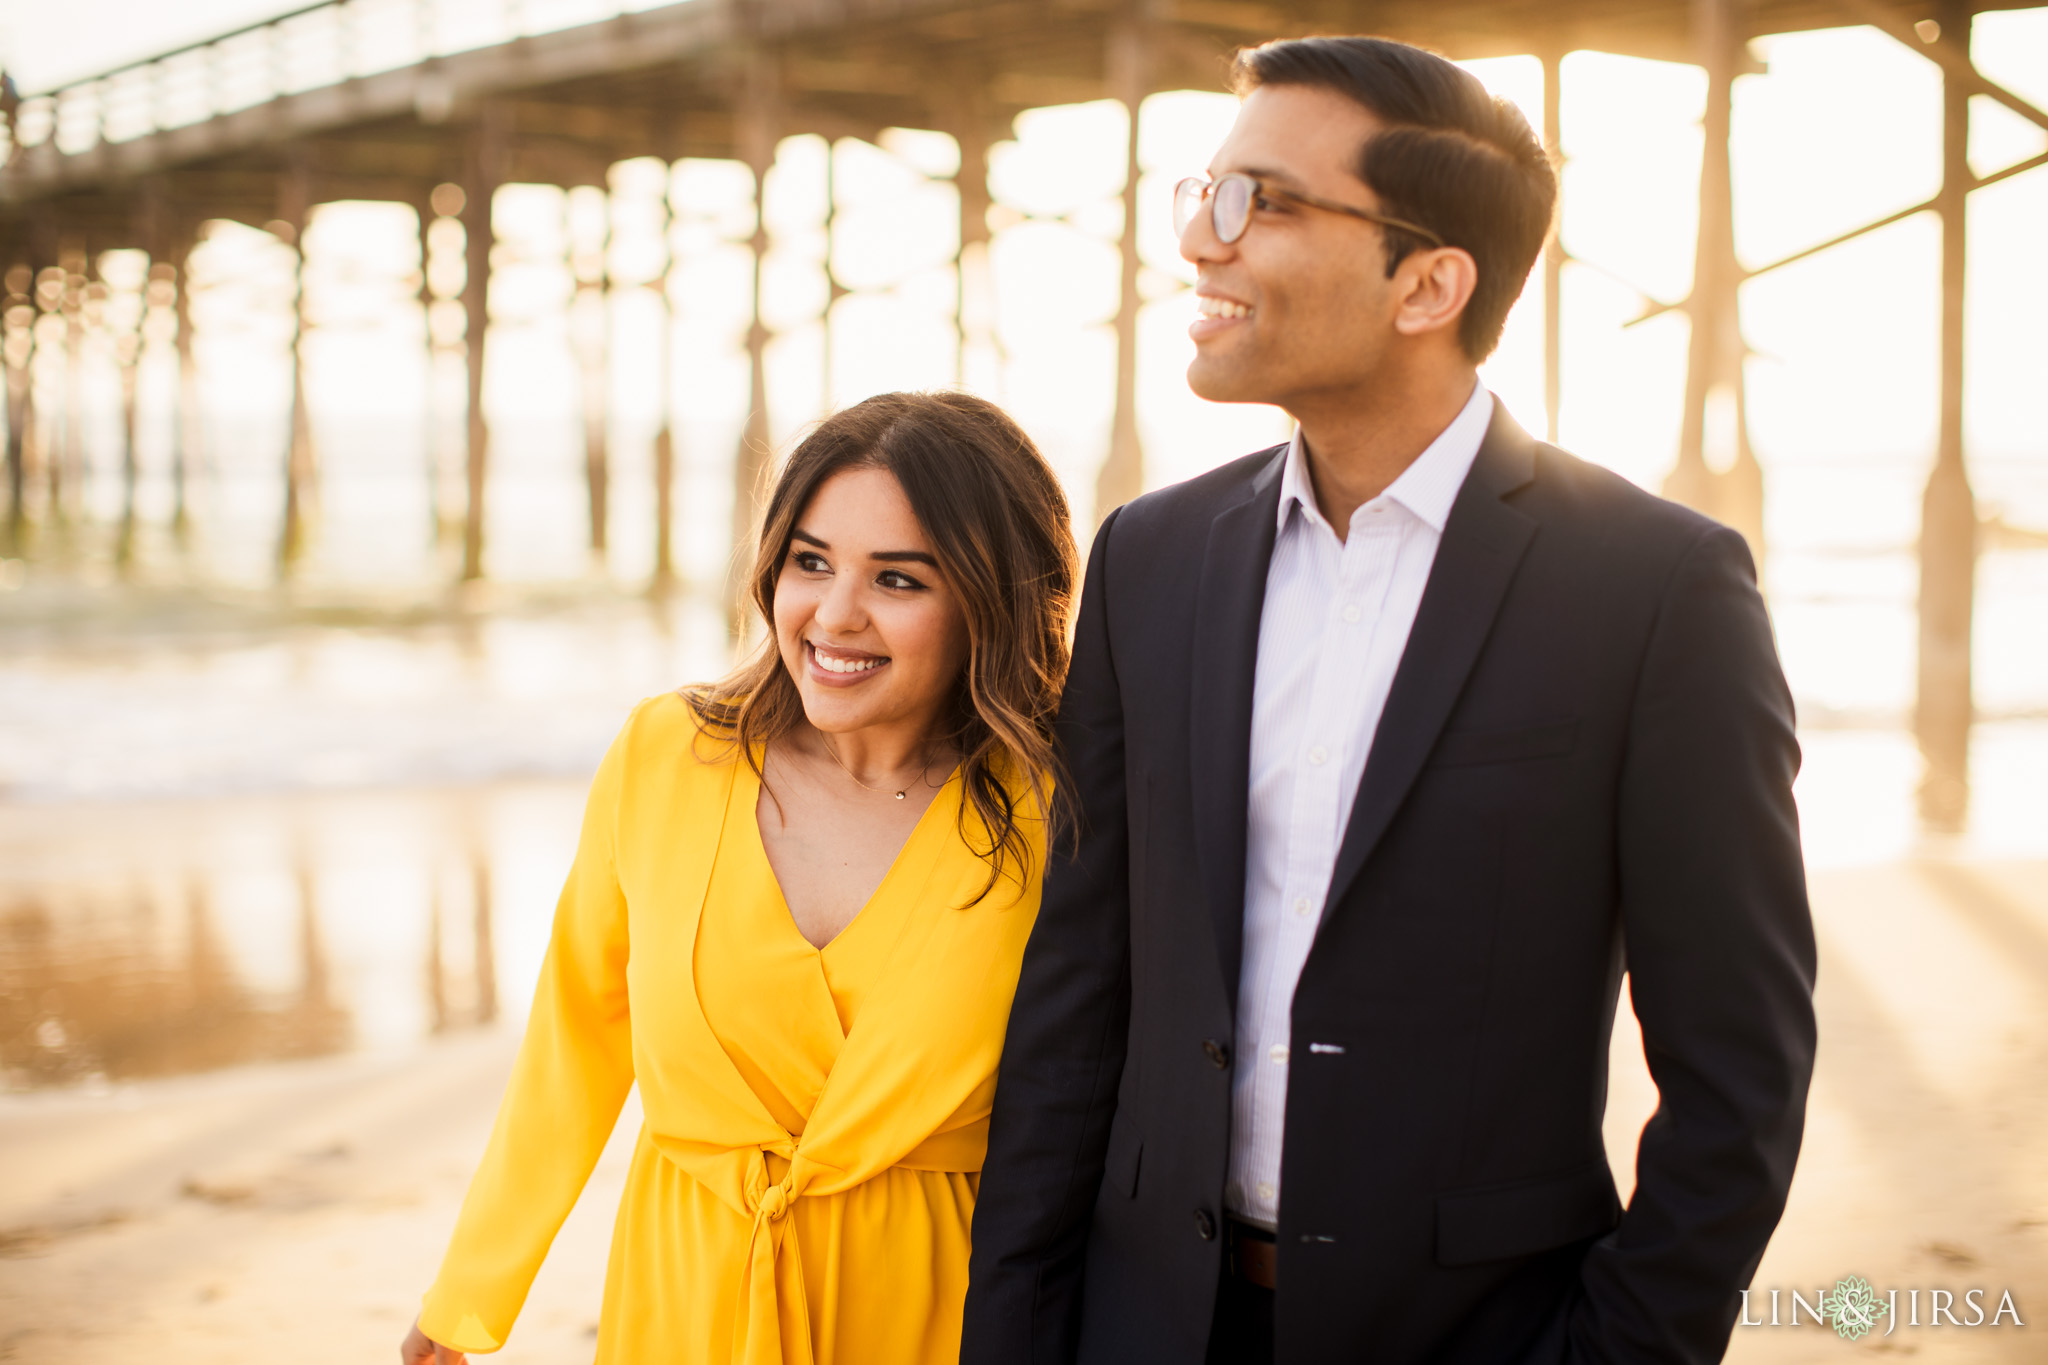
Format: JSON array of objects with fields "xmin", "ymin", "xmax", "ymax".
[
  {"xmin": 814, "ymin": 648, "xmax": 884, "ymax": 674},
  {"xmin": 1197, "ymin": 297, "xmax": 1252, "ymax": 320}
]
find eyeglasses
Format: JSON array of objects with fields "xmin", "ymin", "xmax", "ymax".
[{"xmin": 1171, "ymin": 173, "xmax": 1445, "ymax": 250}]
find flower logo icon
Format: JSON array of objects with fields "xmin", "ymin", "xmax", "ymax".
[{"xmin": 1821, "ymin": 1275, "xmax": 1889, "ymax": 1340}]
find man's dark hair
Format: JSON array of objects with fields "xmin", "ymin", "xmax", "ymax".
[{"xmin": 1233, "ymin": 36, "xmax": 1556, "ymax": 362}]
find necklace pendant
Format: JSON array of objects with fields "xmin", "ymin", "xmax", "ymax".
[{"xmin": 894, "ymin": 790, "xmax": 906, "ymax": 800}]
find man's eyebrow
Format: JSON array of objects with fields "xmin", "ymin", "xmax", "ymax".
[
  {"xmin": 1235, "ymin": 164, "xmax": 1306, "ymax": 188},
  {"xmin": 1206, "ymin": 162, "xmax": 1305, "ymax": 188}
]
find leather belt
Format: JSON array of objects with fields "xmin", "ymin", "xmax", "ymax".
[{"xmin": 1228, "ymin": 1218, "xmax": 1277, "ymax": 1290}]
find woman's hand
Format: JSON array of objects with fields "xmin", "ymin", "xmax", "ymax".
[{"xmin": 400, "ymin": 1318, "xmax": 467, "ymax": 1364}]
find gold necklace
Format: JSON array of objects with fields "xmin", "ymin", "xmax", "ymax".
[{"xmin": 818, "ymin": 734, "xmax": 922, "ymax": 800}]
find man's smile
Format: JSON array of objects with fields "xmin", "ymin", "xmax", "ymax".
[
  {"xmin": 1193, "ymin": 290, "xmax": 1256, "ymax": 342},
  {"xmin": 1196, "ymin": 294, "xmax": 1254, "ymax": 319}
]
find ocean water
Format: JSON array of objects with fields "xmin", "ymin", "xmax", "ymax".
[{"xmin": 2, "ymin": 512, "xmax": 2042, "ymax": 1091}]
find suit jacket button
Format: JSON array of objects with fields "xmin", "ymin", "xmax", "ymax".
[
  {"xmin": 1203, "ymin": 1039, "xmax": 1230, "ymax": 1070},
  {"xmin": 1194, "ymin": 1209, "xmax": 1217, "ymax": 1241}
]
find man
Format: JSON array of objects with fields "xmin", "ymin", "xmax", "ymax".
[{"xmin": 962, "ymin": 35, "xmax": 1816, "ymax": 1365}]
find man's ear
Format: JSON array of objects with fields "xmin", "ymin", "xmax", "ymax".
[{"xmin": 1391, "ymin": 246, "xmax": 1477, "ymax": 343}]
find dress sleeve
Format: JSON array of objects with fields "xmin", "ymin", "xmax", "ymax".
[{"xmin": 417, "ymin": 713, "xmax": 640, "ymax": 1353}]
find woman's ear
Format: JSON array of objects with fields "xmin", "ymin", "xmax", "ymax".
[{"xmin": 1391, "ymin": 245, "xmax": 1478, "ymax": 343}]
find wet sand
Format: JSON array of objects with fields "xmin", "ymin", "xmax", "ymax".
[
  {"xmin": 0, "ymin": 1029, "xmax": 637, "ymax": 1363},
  {"xmin": 3, "ymin": 857, "xmax": 2043, "ymax": 1362}
]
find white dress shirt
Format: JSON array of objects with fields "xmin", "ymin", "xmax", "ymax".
[{"xmin": 1225, "ymin": 381, "xmax": 1494, "ymax": 1228}]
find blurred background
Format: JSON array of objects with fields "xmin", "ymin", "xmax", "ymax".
[{"xmin": 0, "ymin": 0, "xmax": 2042, "ymax": 1359}]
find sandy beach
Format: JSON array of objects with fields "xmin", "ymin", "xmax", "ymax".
[
  {"xmin": 0, "ymin": 1027, "xmax": 636, "ymax": 1362},
  {"xmin": 2, "ymin": 857, "xmax": 2043, "ymax": 1362}
]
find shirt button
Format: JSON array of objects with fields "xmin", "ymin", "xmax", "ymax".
[
  {"xmin": 1342, "ymin": 602, "xmax": 1362, "ymax": 623},
  {"xmin": 1293, "ymin": 896, "xmax": 1313, "ymax": 918},
  {"xmin": 1368, "ymin": 503, "xmax": 1386, "ymax": 515},
  {"xmin": 1256, "ymin": 1181, "xmax": 1276, "ymax": 1203},
  {"xmin": 1270, "ymin": 1044, "xmax": 1289, "ymax": 1064},
  {"xmin": 1307, "ymin": 746, "xmax": 1328, "ymax": 766}
]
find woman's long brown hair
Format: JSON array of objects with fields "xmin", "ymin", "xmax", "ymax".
[{"xmin": 686, "ymin": 390, "xmax": 1077, "ymax": 900}]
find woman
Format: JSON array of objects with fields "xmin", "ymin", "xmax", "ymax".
[{"xmin": 402, "ymin": 391, "xmax": 1075, "ymax": 1365}]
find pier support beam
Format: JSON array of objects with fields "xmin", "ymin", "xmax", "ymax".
[
  {"xmin": 821, "ymin": 141, "xmax": 842, "ymax": 415},
  {"xmin": 57, "ymin": 248, "xmax": 85, "ymax": 530},
  {"xmin": 277, "ymin": 162, "xmax": 315, "ymax": 576},
  {"xmin": 1915, "ymin": 0, "xmax": 1978, "ymax": 830},
  {"xmin": 730, "ymin": 51, "xmax": 779, "ymax": 634},
  {"xmin": 422, "ymin": 183, "xmax": 466, "ymax": 550},
  {"xmin": 30, "ymin": 266, "xmax": 59, "ymax": 533},
  {"xmin": 1095, "ymin": 15, "xmax": 1147, "ymax": 524},
  {"xmin": 169, "ymin": 229, "xmax": 198, "ymax": 546},
  {"xmin": 115, "ymin": 277, "xmax": 141, "ymax": 574},
  {"xmin": 3, "ymin": 264, "xmax": 33, "ymax": 555},
  {"xmin": 946, "ymin": 75, "xmax": 1001, "ymax": 396},
  {"xmin": 1666, "ymin": 0, "xmax": 1765, "ymax": 561},
  {"xmin": 416, "ymin": 191, "xmax": 442, "ymax": 547},
  {"xmin": 460, "ymin": 106, "xmax": 507, "ymax": 583},
  {"xmin": 651, "ymin": 180, "xmax": 677, "ymax": 595},
  {"xmin": 569, "ymin": 185, "xmax": 611, "ymax": 566},
  {"xmin": 1542, "ymin": 50, "xmax": 1565, "ymax": 446}
]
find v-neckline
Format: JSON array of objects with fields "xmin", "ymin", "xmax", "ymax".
[{"xmin": 743, "ymin": 758, "xmax": 959, "ymax": 955}]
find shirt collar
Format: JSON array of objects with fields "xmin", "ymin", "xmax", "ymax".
[{"xmin": 1276, "ymin": 380, "xmax": 1494, "ymax": 537}]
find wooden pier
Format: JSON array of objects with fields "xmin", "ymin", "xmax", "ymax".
[{"xmin": 2, "ymin": 0, "xmax": 2043, "ymax": 825}]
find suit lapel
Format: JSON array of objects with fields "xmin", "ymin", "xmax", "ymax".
[
  {"xmin": 1188, "ymin": 448, "xmax": 1286, "ymax": 997},
  {"xmin": 1319, "ymin": 405, "xmax": 1539, "ymax": 920}
]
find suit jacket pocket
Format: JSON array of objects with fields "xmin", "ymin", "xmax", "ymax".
[
  {"xmin": 1429, "ymin": 719, "xmax": 1579, "ymax": 768},
  {"xmin": 1434, "ymin": 1158, "xmax": 1620, "ymax": 1266},
  {"xmin": 1103, "ymin": 1109, "xmax": 1144, "ymax": 1199}
]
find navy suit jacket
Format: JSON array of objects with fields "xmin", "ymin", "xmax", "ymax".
[{"xmin": 962, "ymin": 404, "xmax": 1817, "ymax": 1364}]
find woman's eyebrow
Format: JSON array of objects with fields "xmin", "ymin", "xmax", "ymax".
[{"xmin": 792, "ymin": 530, "xmax": 933, "ymax": 567}]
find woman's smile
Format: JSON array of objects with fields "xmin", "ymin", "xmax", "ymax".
[{"xmin": 807, "ymin": 640, "xmax": 891, "ymax": 685}]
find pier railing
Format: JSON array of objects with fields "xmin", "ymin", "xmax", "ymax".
[{"xmin": 5, "ymin": 0, "xmax": 676, "ymax": 162}]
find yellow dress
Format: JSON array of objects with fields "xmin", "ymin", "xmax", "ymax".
[{"xmin": 418, "ymin": 693, "xmax": 1043, "ymax": 1364}]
